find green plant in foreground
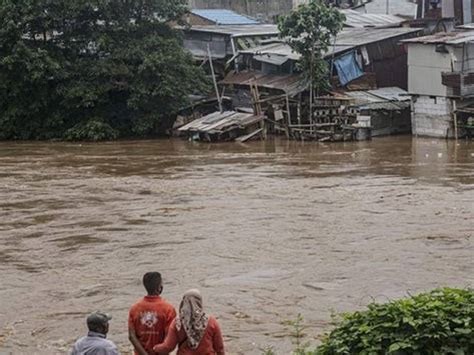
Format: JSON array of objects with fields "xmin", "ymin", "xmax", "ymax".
[
  {"xmin": 262, "ymin": 288, "xmax": 474, "ymax": 355},
  {"xmin": 317, "ymin": 288, "xmax": 474, "ymax": 354}
]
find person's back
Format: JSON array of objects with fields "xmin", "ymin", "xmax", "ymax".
[
  {"xmin": 170, "ymin": 316, "xmax": 224, "ymax": 355},
  {"xmin": 153, "ymin": 289, "xmax": 225, "ymax": 355},
  {"xmin": 70, "ymin": 312, "xmax": 119, "ymax": 355},
  {"xmin": 128, "ymin": 272, "xmax": 176, "ymax": 355},
  {"xmin": 71, "ymin": 332, "xmax": 118, "ymax": 355}
]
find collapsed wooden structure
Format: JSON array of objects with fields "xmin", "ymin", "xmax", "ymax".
[{"xmin": 177, "ymin": 111, "xmax": 264, "ymax": 142}]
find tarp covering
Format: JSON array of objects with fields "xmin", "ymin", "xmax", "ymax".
[{"xmin": 334, "ymin": 51, "xmax": 364, "ymax": 86}]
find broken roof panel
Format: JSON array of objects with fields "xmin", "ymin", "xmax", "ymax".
[
  {"xmin": 191, "ymin": 9, "xmax": 259, "ymax": 25},
  {"xmin": 178, "ymin": 111, "xmax": 261, "ymax": 133},
  {"xmin": 401, "ymin": 30, "xmax": 474, "ymax": 45},
  {"xmin": 341, "ymin": 9, "xmax": 405, "ymax": 28}
]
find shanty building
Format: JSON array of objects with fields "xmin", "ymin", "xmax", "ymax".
[
  {"xmin": 181, "ymin": 24, "xmax": 279, "ymax": 77},
  {"xmin": 217, "ymin": 27, "xmax": 422, "ymax": 140},
  {"xmin": 236, "ymin": 27, "xmax": 421, "ymax": 90},
  {"xmin": 402, "ymin": 30, "xmax": 474, "ymax": 138},
  {"xmin": 343, "ymin": 87, "xmax": 412, "ymax": 137}
]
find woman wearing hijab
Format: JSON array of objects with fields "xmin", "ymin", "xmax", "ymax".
[{"xmin": 153, "ymin": 289, "xmax": 225, "ymax": 355}]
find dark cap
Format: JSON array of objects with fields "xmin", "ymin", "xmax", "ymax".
[{"xmin": 86, "ymin": 312, "xmax": 112, "ymax": 328}]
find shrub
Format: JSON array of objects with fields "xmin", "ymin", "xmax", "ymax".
[
  {"xmin": 317, "ymin": 288, "xmax": 474, "ymax": 354},
  {"xmin": 64, "ymin": 118, "xmax": 118, "ymax": 141}
]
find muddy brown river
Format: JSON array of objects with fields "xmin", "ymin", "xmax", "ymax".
[{"xmin": 0, "ymin": 137, "xmax": 473, "ymax": 354}]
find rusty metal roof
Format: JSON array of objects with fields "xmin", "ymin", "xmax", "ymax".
[
  {"xmin": 401, "ymin": 30, "xmax": 474, "ymax": 45},
  {"xmin": 220, "ymin": 70, "xmax": 307, "ymax": 96}
]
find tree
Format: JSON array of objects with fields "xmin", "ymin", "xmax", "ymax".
[
  {"xmin": 0, "ymin": 0, "xmax": 209, "ymax": 140},
  {"xmin": 278, "ymin": 0, "xmax": 345, "ymax": 120}
]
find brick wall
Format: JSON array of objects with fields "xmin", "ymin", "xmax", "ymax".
[{"xmin": 412, "ymin": 96, "xmax": 455, "ymax": 138}]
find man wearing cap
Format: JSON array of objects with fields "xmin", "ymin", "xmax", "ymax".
[{"xmin": 70, "ymin": 312, "xmax": 119, "ymax": 355}]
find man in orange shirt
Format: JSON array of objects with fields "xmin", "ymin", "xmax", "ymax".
[{"xmin": 128, "ymin": 272, "xmax": 176, "ymax": 355}]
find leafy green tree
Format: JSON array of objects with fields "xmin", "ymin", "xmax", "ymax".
[
  {"xmin": 0, "ymin": 0, "xmax": 209, "ymax": 140},
  {"xmin": 278, "ymin": 0, "xmax": 344, "ymax": 118}
]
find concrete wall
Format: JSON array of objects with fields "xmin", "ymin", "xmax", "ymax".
[
  {"xmin": 442, "ymin": 0, "xmax": 472, "ymax": 24},
  {"xmin": 407, "ymin": 43, "xmax": 454, "ymax": 96},
  {"xmin": 412, "ymin": 95, "xmax": 455, "ymax": 138},
  {"xmin": 188, "ymin": 0, "xmax": 295, "ymax": 22}
]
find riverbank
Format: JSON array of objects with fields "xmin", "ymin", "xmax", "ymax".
[{"xmin": 0, "ymin": 136, "xmax": 473, "ymax": 354}]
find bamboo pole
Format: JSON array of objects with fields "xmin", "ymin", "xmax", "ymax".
[
  {"xmin": 453, "ymin": 99, "xmax": 458, "ymax": 140},
  {"xmin": 207, "ymin": 44, "xmax": 223, "ymax": 113}
]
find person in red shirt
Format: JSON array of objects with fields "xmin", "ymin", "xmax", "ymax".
[
  {"xmin": 153, "ymin": 289, "xmax": 225, "ymax": 355},
  {"xmin": 128, "ymin": 272, "xmax": 176, "ymax": 355}
]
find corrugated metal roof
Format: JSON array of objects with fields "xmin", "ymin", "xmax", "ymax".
[
  {"xmin": 185, "ymin": 24, "xmax": 279, "ymax": 37},
  {"xmin": 341, "ymin": 9, "xmax": 405, "ymax": 28},
  {"xmin": 220, "ymin": 70, "xmax": 307, "ymax": 96},
  {"xmin": 402, "ymin": 30, "xmax": 474, "ymax": 45},
  {"xmin": 368, "ymin": 87, "xmax": 411, "ymax": 101},
  {"xmin": 241, "ymin": 42, "xmax": 301, "ymax": 60},
  {"xmin": 240, "ymin": 27, "xmax": 421, "ymax": 60},
  {"xmin": 191, "ymin": 9, "xmax": 259, "ymax": 25},
  {"xmin": 334, "ymin": 27, "xmax": 421, "ymax": 46},
  {"xmin": 341, "ymin": 87, "xmax": 410, "ymax": 110},
  {"xmin": 254, "ymin": 54, "xmax": 289, "ymax": 66},
  {"xmin": 457, "ymin": 23, "xmax": 474, "ymax": 29}
]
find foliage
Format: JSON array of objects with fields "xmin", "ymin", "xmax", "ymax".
[
  {"xmin": 278, "ymin": 0, "xmax": 345, "ymax": 94},
  {"xmin": 285, "ymin": 314, "xmax": 315, "ymax": 355},
  {"xmin": 317, "ymin": 288, "xmax": 474, "ymax": 354},
  {"xmin": 262, "ymin": 288, "xmax": 474, "ymax": 355},
  {"xmin": 262, "ymin": 315, "xmax": 317, "ymax": 355},
  {"xmin": 0, "ymin": 0, "xmax": 209, "ymax": 140},
  {"xmin": 64, "ymin": 118, "xmax": 118, "ymax": 141}
]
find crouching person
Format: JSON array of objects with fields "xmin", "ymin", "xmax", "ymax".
[{"xmin": 70, "ymin": 311, "xmax": 119, "ymax": 355}]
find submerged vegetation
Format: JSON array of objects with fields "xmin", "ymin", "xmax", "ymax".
[
  {"xmin": 0, "ymin": 0, "xmax": 209, "ymax": 140},
  {"xmin": 266, "ymin": 288, "xmax": 474, "ymax": 354}
]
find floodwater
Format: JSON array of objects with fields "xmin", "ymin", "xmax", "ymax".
[{"xmin": 0, "ymin": 136, "xmax": 473, "ymax": 354}]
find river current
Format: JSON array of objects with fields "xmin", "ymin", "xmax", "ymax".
[{"xmin": 0, "ymin": 137, "xmax": 473, "ymax": 354}]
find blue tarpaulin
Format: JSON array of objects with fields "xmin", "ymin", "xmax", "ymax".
[{"xmin": 334, "ymin": 51, "xmax": 363, "ymax": 86}]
